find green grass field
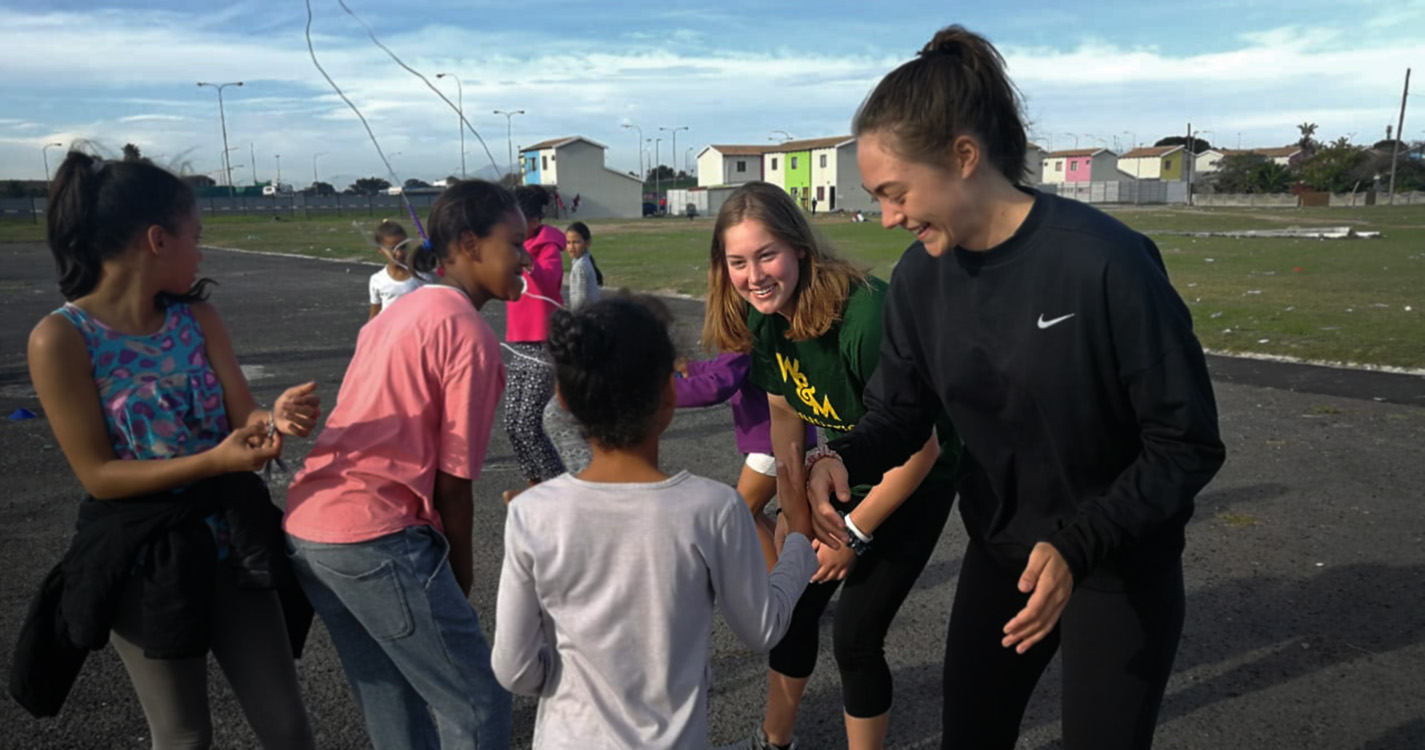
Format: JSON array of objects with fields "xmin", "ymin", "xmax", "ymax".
[{"xmin": 4, "ymin": 204, "xmax": 1422, "ymax": 368}]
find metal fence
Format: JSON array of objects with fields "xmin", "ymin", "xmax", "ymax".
[{"xmin": 0, "ymin": 193, "xmax": 444, "ymax": 224}]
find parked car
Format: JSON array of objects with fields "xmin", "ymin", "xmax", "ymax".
[{"xmin": 643, "ymin": 201, "xmax": 658, "ymax": 217}]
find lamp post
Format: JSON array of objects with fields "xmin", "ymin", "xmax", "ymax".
[
  {"xmin": 275, "ymin": 153, "xmax": 282, "ymax": 188},
  {"xmin": 436, "ymin": 73, "xmax": 465, "ymax": 179},
  {"xmin": 197, "ymin": 81, "xmax": 244, "ymax": 197},
  {"xmin": 249, "ymin": 141, "xmax": 258, "ymax": 184},
  {"xmin": 653, "ymin": 137, "xmax": 663, "ymax": 202},
  {"xmin": 770, "ymin": 129, "xmax": 793, "ymax": 143},
  {"xmin": 685, "ymin": 146, "xmax": 695, "ymax": 177},
  {"xmin": 493, "ymin": 109, "xmax": 525, "ymax": 178},
  {"xmin": 1062, "ymin": 133, "xmax": 1080, "ymax": 149},
  {"xmin": 659, "ymin": 126, "xmax": 688, "ymax": 184},
  {"xmin": 42, "ymin": 142, "xmax": 63, "ymax": 184},
  {"xmin": 313, "ymin": 152, "xmax": 327, "ymax": 189},
  {"xmin": 622, "ymin": 123, "xmax": 644, "ymax": 178}
]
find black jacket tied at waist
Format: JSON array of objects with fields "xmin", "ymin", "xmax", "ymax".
[{"xmin": 9, "ymin": 472, "xmax": 312, "ymax": 718}]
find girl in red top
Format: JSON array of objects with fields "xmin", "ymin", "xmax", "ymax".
[{"xmin": 502, "ymin": 186, "xmax": 566, "ymax": 503}]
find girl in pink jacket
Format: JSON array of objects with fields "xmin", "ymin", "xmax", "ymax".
[{"xmin": 503, "ymin": 186, "xmax": 566, "ymax": 502}]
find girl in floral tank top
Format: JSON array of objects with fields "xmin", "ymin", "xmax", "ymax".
[{"xmin": 26, "ymin": 151, "xmax": 323, "ymax": 748}]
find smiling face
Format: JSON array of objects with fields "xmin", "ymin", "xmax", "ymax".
[
  {"xmin": 449, "ymin": 208, "xmax": 530, "ymax": 308},
  {"xmin": 721, "ymin": 219, "xmax": 803, "ymax": 318},
  {"xmin": 858, "ymin": 131, "xmax": 980, "ymax": 257}
]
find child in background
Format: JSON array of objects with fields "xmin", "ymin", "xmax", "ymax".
[
  {"xmin": 501, "ymin": 186, "xmax": 565, "ymax": 504},
  {"xmin": 367, "ymin": 219, "xmax": 424, "ymax": 320},
  {"xmin": 492, "ymin": 297, "xmax": 818, "ymax": 750},
  {"xmin": 674, "ymin": 352, "xmax": 816, "ymax": 571},
  {"xmin": 285, "ymin": 180, "xmax": 530, "ymax": 750},
  {"xmin": 539, "ymin": 221, "xmax": 605, "ymax": 475}
]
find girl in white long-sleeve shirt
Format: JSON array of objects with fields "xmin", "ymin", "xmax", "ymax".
[{"xmin": 493, "ymin": 296, "xmax": 818, "ymax": 750}]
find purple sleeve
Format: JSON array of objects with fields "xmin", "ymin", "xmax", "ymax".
[{"xmin": 676, "ymin": 353, "xmax": 750, "ymax": 408}]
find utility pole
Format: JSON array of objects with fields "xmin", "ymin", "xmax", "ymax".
[
  {"xmin": 197, "ymin": 81, "xmax": 243, "ymax": 198},
  {"xmin": 623, "ymin": 123, "xmax": 644, "ymax": 179},
  {"xmin": 437, "ymin": 73, "xmax": 465, "ymax": 179},
  {"xmin": 493, "ymin": 109, "xmax": 525, "ymax": 179},
  {"xmin": 1185, "ymin": 122, "xmax": 1194, "ymax": 206},
  {"xmin": 249, "ymin": 142, "xmax": 257, "ymax": 185},
  {"xmin": 1388, "ymin": 68, "xmax": 1411, "ymax": 205}
]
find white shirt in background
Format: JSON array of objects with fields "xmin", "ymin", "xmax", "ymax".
[{"xmin": 368, "ymin": 267, "xmax": 424, "ymax": 311}]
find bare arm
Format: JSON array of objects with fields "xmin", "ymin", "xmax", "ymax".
[
  {"xmin": 433, "ymin": 470, "xmax": 474, "ymax": 595},
  {"xmin": 846, "ymin": 429, "xmax": 939, "ymax": 535},
  {"xmin": 767, "ymin": 394, "xmax": 813, "ymax": 540},
  {"xmin": 28, "ymin": 315, "xmax": 276, "ymax": 499},
  {"xmin": 368, "ymin": 303, "xmax": 381, "ymax": 321}
]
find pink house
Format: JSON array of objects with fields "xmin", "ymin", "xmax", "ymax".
[{"xmin": 1041, "ymin": 148, "xmax": 1120, "ymax": 184}]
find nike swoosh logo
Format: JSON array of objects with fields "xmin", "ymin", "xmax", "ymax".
[{"xmin": 1037, "ymin": 313, "xmax": 1075, "ymax": 329}]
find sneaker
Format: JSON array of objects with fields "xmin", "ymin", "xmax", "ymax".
[{"xmin": 709, "ymin": 727, "xmax": 798, "ymax": 750}]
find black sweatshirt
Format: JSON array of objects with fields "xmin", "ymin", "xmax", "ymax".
[{"xmin": 831, "ymin": 192, "xmax": 1225, "ymax": 586}]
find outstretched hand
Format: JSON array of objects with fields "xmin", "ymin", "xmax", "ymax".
[{"xmin": 273, "ymin": 381, "xmax": 321, "ymax": 437}]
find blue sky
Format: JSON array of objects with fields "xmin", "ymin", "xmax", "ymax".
[{"xmin": 1, "ymin": 0, "xmax": 1420, "ymax": 185}]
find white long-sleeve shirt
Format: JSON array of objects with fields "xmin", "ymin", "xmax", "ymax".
[
  {"xmin": 567, "ymin": 253, "xmax": 600, "ymax": 311},
  {"xmin": 493, "ymin": 471, "xmax": 815, "ymax": 750}
]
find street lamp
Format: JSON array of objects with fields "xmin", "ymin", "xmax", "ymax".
[
  {"xmin": 1061, "ymin": 133, "xmax": 1080, "ymax": 149},
  {"xmin": 493, "ymin": 109, "xmax": 525, "ymax": 178},
  {"xmin": 685, "ymin": 147, "xmax": 695, "ymax": 177},
  {"xmin": 275, "ymin": 154, "xmax": 282, "ymax": 188},
  {"xmin": 770, "ymin": 129, "xmax": 793, "ymax": 143},
  {"xmin": 659, "ymin": 126, "xmax": 689, "ymax": 183},
  {"xmin": 313, "ymin": 152, "xmax": 328, "ymax": 188},
  {"xmin": 436, "ymin": 73, "xmax": 465, "ymax": 179},
  {"xmin": 653, "ymin": 137, "xmax": 663, "ymax": 204},
  {"xmin": 622, "ymin": 123, "xmax": 644, "ymax": 178},
  {"xmin": 197, "ymin": 81, "xmax": 244, "ymax": 197},
  {"xmin": 41, "ymin": 142, "xmax": 63, "ymax": 184}
]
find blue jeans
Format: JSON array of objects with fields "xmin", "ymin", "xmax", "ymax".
[{"xmin": 287, "ymin": 526, "xmax": 511, "ymax": 749}]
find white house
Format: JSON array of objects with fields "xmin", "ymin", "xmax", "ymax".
[
  {"xmin": 520, "ymin": 136, "xmax": 643, "ymax": 219},
  {"xmin": 1116, "ymin": 146, "xmax": 1189, "ymax": 182},
  {"xmin": 696, "ymin": 145, "xmax": 773, "ymax": 187},
  {"xmin": 1194, "ymin": 149, "xmax": 1227, "ymax": 174}
]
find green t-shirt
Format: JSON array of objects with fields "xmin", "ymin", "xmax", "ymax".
[{"xmin": 747, "ymin": 276, "xmax": 959, "ymax": 497}]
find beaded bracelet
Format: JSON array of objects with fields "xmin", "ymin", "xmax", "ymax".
[{"xmin": 802, "ymin": 444, "xmax": 842, "ymax": 473}]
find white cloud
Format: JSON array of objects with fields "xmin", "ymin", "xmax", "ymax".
[{"xmin": 0, "ymin": 6, "xmax": 1419, "ymax": 181}]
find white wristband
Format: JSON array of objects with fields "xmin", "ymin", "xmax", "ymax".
[{"xmin": 844, "ymin": 514, "xmax": 872, "ymax": 544}]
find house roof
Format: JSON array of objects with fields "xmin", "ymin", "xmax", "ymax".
[
  {"xmin": 771, "ymin": 135, "xmax": 855, "ymax": 152},
  {"xmin": 705, "ymin": 144, "xmax": 778, "ymax": 157},
  {"xmin": 520, "ymin": 136, "xmax": 608, "ymax": 153},
  {"xmin": 1220, "ymin": 146, "xmax": 1302, "ymax": 158},
  {"xmin": 1045, "ymin": 148, "xmax": 1109, "ymax": 158},
  {"xmin": 1119, "ymin": 146, "xmax": 1183, "ymax": 159}
]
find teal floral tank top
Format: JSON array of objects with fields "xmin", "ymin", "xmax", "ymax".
[{"xmin": 56, "ymin": 303, "xmax": 230, "ymax": 461}]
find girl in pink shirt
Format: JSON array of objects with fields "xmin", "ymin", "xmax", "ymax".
[
  {"xmin": 501, "ymin": 186, "xmax": 567, "ymax": 503},
  {"xmin": 284, "ymin": 180, "xmax": 531, "ymax": 750}
]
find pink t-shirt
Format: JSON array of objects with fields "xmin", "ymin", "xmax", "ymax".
[{"xmin": 284, "ymin": 285, "xmax": 506, "ymax": 544}]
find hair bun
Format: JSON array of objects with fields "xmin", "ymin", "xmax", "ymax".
[{"xmin": 919, "ymin": 25, "xmax": 975, "ymax": 59}]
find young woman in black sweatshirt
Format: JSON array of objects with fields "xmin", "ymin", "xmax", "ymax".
[{"xmin": 805, "ymin": 25, "xmax": 1227, "ymax": 750}]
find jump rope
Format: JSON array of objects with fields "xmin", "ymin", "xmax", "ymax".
[{"xmin": 306, "ymin": 0, "xmax": 562, "ymax": 377}]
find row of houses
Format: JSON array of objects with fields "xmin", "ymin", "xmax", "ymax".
[
  {"xmin": 513, "ymin": 131, "xmax": 1323, "ymax": 218},
  {"xmin": 1031, "ymin": 145, "xmax": 1305, "ymax": 185}
]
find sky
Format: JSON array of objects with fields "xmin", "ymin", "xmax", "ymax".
[{"xmin": 1, "ymin": 0, "xmax": 1421, "ymax": 186}]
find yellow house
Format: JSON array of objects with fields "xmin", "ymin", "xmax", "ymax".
[{"xmin": 1117, "ymin": 146, "xmax": 1188, "ymax": 182}]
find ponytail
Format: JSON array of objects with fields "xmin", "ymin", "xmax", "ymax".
[{"xmin": 852, "ymin": 25, "xmax": 1029, "ymax": 184}]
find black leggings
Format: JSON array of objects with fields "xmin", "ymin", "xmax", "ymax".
[
  {"xmin": 503, "ymin": 343, "xmax": 565, "ymax": 482},
  {"xmin": 769, "ymin": 488, "xmax": 952, "ymax": 718},
  {"xmin": 941, "ymin": 540, "xmax": 1185, "ymax": 750}
]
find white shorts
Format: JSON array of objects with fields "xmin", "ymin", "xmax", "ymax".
[{"xmin": 745, "ymin": 452, "xmax": 777, "ymax": 477}]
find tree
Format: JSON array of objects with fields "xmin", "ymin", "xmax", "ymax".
[
  {"xmin": 1296, "ymin": 138, "xmax": 1369, "ymax": 193},
  {"xmin": 302, "ymin": 181, "xmax": 335, "ymax": 196},
  {"xmin": 347, "ymin": 176, "xmax": 392, "ymax": 195},
  {"xmin": 1296, "ymin": 123, "xmax": 1319, "ymax": 157},
  {"xmin": 644, "ymin": 164, "xmax": 677, "ymax": 181},
  {"xmin": 1207, "ymin": 153, "xmax": 1293, "ymax": 194},
  {"xmin": 1372, "ymin": 139, "xmax": 1408, "ymax": 153},
  {"xmin": 182, "ymin": 174, "xmax": 217, "ymax": 189},
  {"xmin": 1154, "ymin": 136, "xmax": 1212, "ymax": 153},
  {"xmin": 404, "ymin": 178, "xmax": 431, "ymax": 189},
  {"xmin": 121, "ymin": 143, "xmax": 148, "ymax": 163}
]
